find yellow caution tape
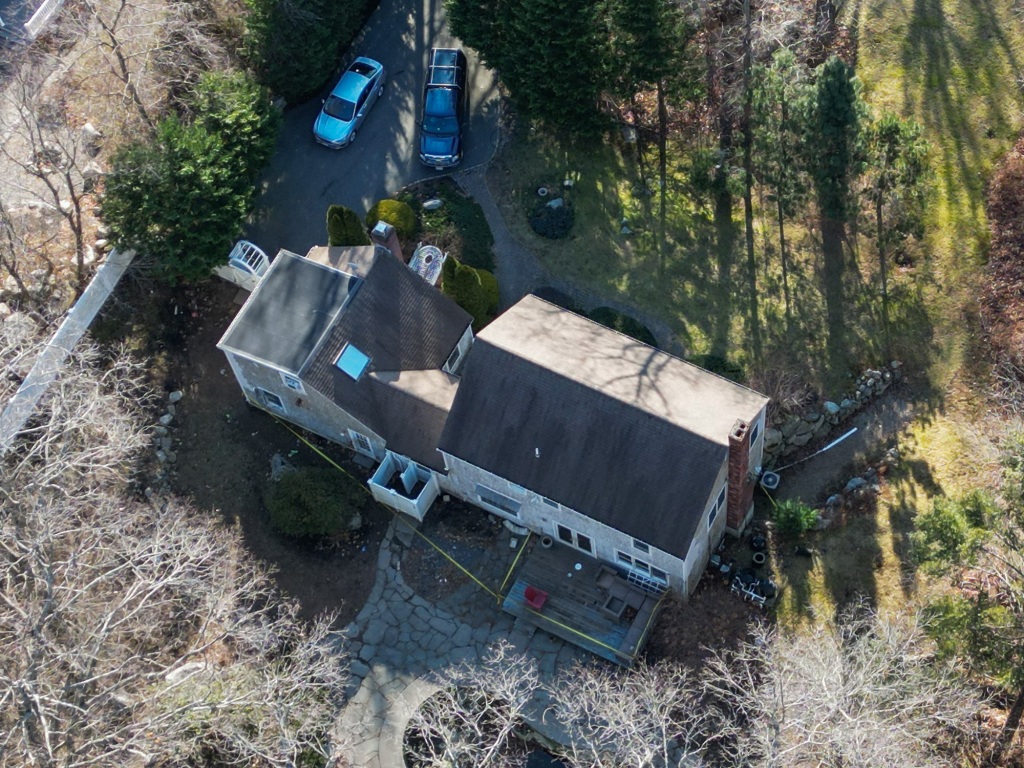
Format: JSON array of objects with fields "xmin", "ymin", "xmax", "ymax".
[{"xmin": 271, "ymin": 413, "xmax": 660, "ymax": 663}]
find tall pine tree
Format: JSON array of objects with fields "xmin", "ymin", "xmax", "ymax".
[{"xmin": 807, "ymin": 57, "xmax": 863, "ymax": 371}]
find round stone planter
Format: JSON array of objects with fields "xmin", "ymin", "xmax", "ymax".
[
  {"xmin": 752, "ymin": 551, "xmax": 767, "ymax": 568},
  {"xmin": 540, "ymin": 535, "xmax": 554, "ymax": 549}
]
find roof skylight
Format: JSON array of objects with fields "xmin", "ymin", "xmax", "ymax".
[{"xmin": 336, "ymin": 343, "xmax": 370, "ymax": 380}]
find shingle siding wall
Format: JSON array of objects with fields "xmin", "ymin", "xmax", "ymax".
[
  {"xmin": 221, "ymin": 351, "xmax": 386, "ymax": 456},
  {"xmin": 439, "ymin": 452, "xmax": 729, "ymax": 597}
]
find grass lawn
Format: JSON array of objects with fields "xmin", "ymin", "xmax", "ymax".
[{"xmin": 488, "ymin": 0, "xmax": 1024, "ymax": 622}]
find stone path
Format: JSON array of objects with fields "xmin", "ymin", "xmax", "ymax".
[
  {"xmin": 455, "ymin": 166, "xmax": 687, "ymax": 359},
  {"xmin": 336, "ymin": 517, "xmax": 589, "ymax": 767}
]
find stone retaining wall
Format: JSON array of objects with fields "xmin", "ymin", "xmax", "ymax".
[{"xmin": 762, "ymin": 361, "xmax": 903, "ymax": 469}]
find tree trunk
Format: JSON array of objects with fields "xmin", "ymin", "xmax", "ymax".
[
  {"xmin": 995, "ymin": 686, "xmax": 1024, "ymax": 763},
  {"xmin": 741, "ymin": 0, "xmax": 761, "ymax": 360},
  {"xmin": 657, "ymin": 80, "xmax": 669, "ymax": 276},
  {"xmin": 777, "ymin": 196, "xmax": 791, "ymax": 327}
]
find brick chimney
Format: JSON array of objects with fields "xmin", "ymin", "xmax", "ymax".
[
  {"xmin": 369, "ymin": 220, "xmax": 406, "ymax": 263},
  {"xmin": 726, "ymin": 419, "xmax": 755, "ymax": 533}
]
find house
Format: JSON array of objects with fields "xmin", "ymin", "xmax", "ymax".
[{"xmin": 217, "ymin": 237, "xmax": 768, "ymax": 597}]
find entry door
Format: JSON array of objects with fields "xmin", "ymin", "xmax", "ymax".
[{"xmin": 556, "ymin": 524, "xmax": 593, "ymax": 555}]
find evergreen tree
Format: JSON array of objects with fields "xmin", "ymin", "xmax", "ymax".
[
  {"xmin": 326, "ymin": 205, "xmax": 370, "ymax": 246},
  {"xmin": 103, "ymin": 73, "xmax": 280, "ymax": 283},
  {"xmin": 445, "ymin": 0, "xmax": 607, "ymax": 133},
  {"xmin": 807, "ymin": 57, "xmax": 864, "ymax": 370},
  {"xmin": 862, "ymin": 113, "xmax": 928, "ymax": 343},
  {"xmin": 752, "ymin": 49, "xmax": 812, "ymax": 327},
  {"xmin": 442, "ymin": 256, "xmax": 493, "ymax": 330}
]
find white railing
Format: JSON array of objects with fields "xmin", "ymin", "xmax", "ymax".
[{"xmin": 25, "ymin": 0, "xmax": 65, "ymax": 39}]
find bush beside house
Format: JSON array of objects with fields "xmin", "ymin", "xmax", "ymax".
[
  {"xmin": 366, "ymin": 199, "xmax": 418, "ymax": 240},
  {"xmin": 442, "ymin": 256, "xmax": 498, "ymax": 330},
  {"xmin": 265, "ymin": 467, "xmax": 367, "ymax": 538},
  {"xmin": 327, "ymin": 204, "xmax": 371, "ymax": 246}
]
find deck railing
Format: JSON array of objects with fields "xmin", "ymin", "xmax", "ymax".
[{"xmin": 25, "ymin": 0, "xmax": 65, "ymax": 39}]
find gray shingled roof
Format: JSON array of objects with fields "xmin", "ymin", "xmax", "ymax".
[
  {"xmin": 301, "ymin": 251, "xmax": 472, "ymax": 470},
  {"xmin": 438, "ymin": 296, "xmax": 768, "ymax": 560},
  {"xmin": 219, "ymin": 252, "xmax": 358, "ymax": 373}
]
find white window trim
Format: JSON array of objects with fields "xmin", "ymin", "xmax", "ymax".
[
  {"xmin": 280, "ymin": 372, "xmax": 305, "ymax": 394},
  {"xmin": 255, "ymin": 387, "xmax": 285, "ymax": 412},
  {"xmin": 556, "ymin": 524, "xmax": 592, "ymax": 554},
  {"xmin": 347, "ymin": 429, "xmax": 374, "ymax": 457},
  {"xmin": 475, "ymin": 484, "xmax": 521, "ymax": 517},
  {"xmin": 617, "ymin": 550, "xmax": 668, "ymax": 585},
  {"xmin": 632, "ymin": 538, "xmax": 650, "ymax": 554}
]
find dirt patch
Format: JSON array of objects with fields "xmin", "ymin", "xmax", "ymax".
[
  {"xmin": 644, "ymin": 576, "xmax": 764, "ymax": 669},
  {"xmin": 111, "ymin": 278, "xmax": 386, "ymax": 628},
  {"xmin": 400, "ymin": 497, "xmax": 506, "ymax": 603}
]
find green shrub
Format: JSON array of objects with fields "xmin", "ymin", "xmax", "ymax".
[
  {"xmin": 366, "ymin": 199, "xmax": 418, "ymax": 239},
  {"xmin": 265, "ymin": 467, "xmax": 366, "ymax": 538},
  {"xmin": 771, "ymin": 498, "xmax": 819, "ymax": 538},
  {"xmin": 1001, "ymin": 431, "xmax": 1024, "ymax": 511},
  {"xmin": 529, "ymin": 199, "xmax": 575, "ymax": 239},
  {"xmin": 478, "ymin": 269, "xmax": 499, "ymax": 314},
  {"xmin": 686, "ymin": 354, "xmax": 746, "ymax": 384},
  {"xmin": 404, "ymin": 180, "xmax": 495, "ymax": 271},
  {"xmin": 587, "ymin": 307, "xmax": 658, "ymax": 347},
  {"xmin": 103, "ymin": 72, "xmax": 280, "ymax": 283},
  {"xmin": 326, "ymin": 204, "xmax": 369, "ymax": 246},
  {"xmin": 442, "ymin": 256, "xmax": 497, "ymax": 330}
]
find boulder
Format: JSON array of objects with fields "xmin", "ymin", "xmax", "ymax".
[
  {"xmin": 844, "ymin": 476, "xmax": 867, "ymax": 493},
  {"xmin": 168, "ymin": 390, "xmax": 184, "ymax": 403},
  {"xmin": 81, "ymin": 122, "xmax": 103, "ymax": 156},
  {"xmin": 824, "ymin": 400, "xmax": 841, "ymax": 417},
  {"xmin": 422, "ymin": 198, "xmax": 443, "ymax": 211},
  {"xmin": 825, "ymin": 494, "xmax": 843, "ymax": 508},
  {"xmin": 790, "ymin": 431, "xmax": 813, "ymax": 448},
  {"xmin": 781, "ymin": 416, "xmax": 804, "ymax": 439},
  {"xmin": 158, "ymin": 413, "xmax": 174, "ymax": 426},
  {"xmin": 763, "ymin": 427, "xmax": 783, "ymax": 447}
]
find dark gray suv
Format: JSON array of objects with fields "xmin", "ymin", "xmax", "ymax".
[{"xmin": 418, "ymin": 48, "xmax": 467, "ymax": 169}]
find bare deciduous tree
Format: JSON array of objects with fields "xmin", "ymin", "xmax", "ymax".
[
  {"xmin": 0, "ymin": 52, "xmax": 96, "ymax": 294},
  {"xmin": 701, "ymin": 606, "xmax": 985, "ymax": 767},
  {"xmin": 0, "ymin": 322, "xmax": 350, "ymax": 768},
  {"xmin": 405, "ymin": 641, "xmax": 538, "ymax": 768},
  {"xmin": 551, "ymin": 661, "xmax": 717, "ymax": 768}
]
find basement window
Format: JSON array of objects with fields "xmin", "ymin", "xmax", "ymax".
[{"xmin": 336, "ymin": 343, "xmax": 370, "ymax": 381}]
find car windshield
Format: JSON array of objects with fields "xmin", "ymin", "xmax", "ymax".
[
  {"xmin": 323, "ymin": 95, "xmax": 356, "ymax": 122},
  {"xmin": 422, "ymin": 114, "xmax": 459, "ymax": 134}
]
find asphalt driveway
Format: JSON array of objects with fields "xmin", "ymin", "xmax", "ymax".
[{"xmin": 245, "ymin": 0, "xmax": 500, "ymax": 258}]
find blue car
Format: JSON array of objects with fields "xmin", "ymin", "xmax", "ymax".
[
  {"xmin": 418, "ymin": 48, "xmax": 468, "ymax": 168},
  {"xmin": 314, "ymin": 57, "xmax": 387, "ymax": 149}
]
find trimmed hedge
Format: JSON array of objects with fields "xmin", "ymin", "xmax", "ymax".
[
  {"xmin": 327, "ymin": 204, "xmax": 370, "ymax": 246},
  {"xmin": 366, "ymin": 199, "xmax": 418, "ymax": 240},
  {"xmin": 265, "ymin": 467, "xmax": 366, "ymax": 538},
  {"xmin": 587, "ymin": 307, "xmax": 657, "ymax": 347},
  {"xmin": 442, "ymin": 256, "xmax": 498, "ymax": 330}
]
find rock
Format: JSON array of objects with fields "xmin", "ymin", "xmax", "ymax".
[
  {"xmin": 81, "ymin": 122, "xmax": 103, "ymax": 155},
  {"xmin": 166, "ymin": 403, "xmax": 175, "ymax": 416},
  {"xmin": 158, "ymin": 413, "xmax": 174, "ymax": 426},
  {"xmin": 763, "ymin": 427, "xmax": 783, "ymax": 447},
  {"xmin": 781, "ymin": 416, "xmax": 803, "ymax": 439},
  {"xmin": 96, "ymin": 223, "xmax": 110, "ymax": 238},
  {"xmin": 59, "ymin": 200, "xmax": 73, "ymax": 214},
  {"xmin": 165, "ymin": 450, "xmax": 177, "ymax": 463},
  {"xmin": 790, "ymin": 431, "xmax": 813, "ymax": 447},
  {"xmin": 423, "ymin": 198, "xmax": 443, "ymax": 211},
  {"xmin": 546, "ymin": 197, "xmax": 564, "ymax": 209},
  {"xmin": 168, "ymin": 390, "xmax": 184, "ymax": 403},
  {"xmin": 840, "ymin": 397, "xmax": 857, "ymax": 412},
  {"xmin": 0, "ymin": 303, "xmax": 10, "ymax": 319},
  {"xmin": 509, "ymin": 538, "xmax": 519, "ymax": 549},
  {"xmin": 80, "ymin": 246, "xmax": 96, "ymax": 266},
  {"xmin": 824, "ymin": 401, "xmax": 840, "ymax": 416},
  {"xmin": 620, "ymin": 225, "xmax": 633, "ymax": 235},
  {"xmin": 346, "ymin": 511, "xmax": 362, "ymax": 530},
  {"xmin": 156, "ymin": 449, "xmax": 167, "ymax": 463},
  {"xmin": 826, "ymin": 494, "xmax": 843, "ymax": 508},
  {"xmin": 159, "ymin": 437, "xmax": 173, "ymax": 452},
  {"xmin": 94, "ymin": 238, "xmax": 109, "ymax": 252},
  {"xmin": 269, "ymin": 452, "xmax": 297, "ymax": 481},
  {"xmin": 4, "ymin": 274, "xmax": 20, "ymax": 293},
  {"xmin": 844, "ymin": 476, "xmax": 867, "ymax": 493},
  {"xmin": 563, "ymin": 178, "xmax": 574, "ymax": 189},
  {"xmin": 82, "ymin": 162, "xmax": 104, "ymax": 192},
  {"xmin": 815, "ymin": 514, "xmax": 832, "ymax": 530},
  {"xmin": 864, "ymin": 467, "xmax": 877, "ymax": 481},
  {"xmin": 154, "ymin": 425, "xmax": 169, "ymax": 437}
]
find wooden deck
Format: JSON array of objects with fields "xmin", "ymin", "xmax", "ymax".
[{"xmin": 501, "ymin": 541, "xmax": 662, "ymax": 666}]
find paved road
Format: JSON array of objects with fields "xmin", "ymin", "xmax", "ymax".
[{"xmin": 245, "ymin": 0, "xmax": 500, "ymax": 258}]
